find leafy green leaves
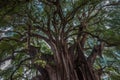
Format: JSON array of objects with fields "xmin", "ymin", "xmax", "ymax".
[{"xmin": 0, "ymin": 0, "xmax": 120, "ymax": 80}]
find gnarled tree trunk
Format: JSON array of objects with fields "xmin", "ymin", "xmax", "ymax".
[{"xmin": 42, "ymin": 41, "xmax": 101, "ymax": 80}]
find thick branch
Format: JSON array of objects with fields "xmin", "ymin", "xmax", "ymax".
[{"xmin": 87, "ymin": 42, "xmax": 104, "ymax": 65}]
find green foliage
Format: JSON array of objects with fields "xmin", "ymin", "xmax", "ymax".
[
  {"xmin": 34, "ymin": 60, "xmax": 46, "ymax": 68},
  {"xmin": 0, "ymin": 0, "xmax": 120, "ymax": 80}
]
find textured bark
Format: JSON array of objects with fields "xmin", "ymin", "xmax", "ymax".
[{"xmin": 37, "ymin": 41, "xmax": 101, "ymax": 80}]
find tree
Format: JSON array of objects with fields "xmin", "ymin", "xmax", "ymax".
[{"xmin": 0, "ymin": 0, "xmax": 120, "ymax": 80}]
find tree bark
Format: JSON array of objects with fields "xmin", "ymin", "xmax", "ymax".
[{"xmin": 42, "ymin": 41, "xmax": 101, "ymax": 80}]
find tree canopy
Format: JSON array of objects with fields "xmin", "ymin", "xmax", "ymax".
[{"xmin": 0, "ymin": 0, "xmax": 120, "ymax": 80}]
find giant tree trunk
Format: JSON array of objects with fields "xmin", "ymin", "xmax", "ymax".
[{"xmin": 43, "ymin": 41, "xmax": 101, "ymax": 80}]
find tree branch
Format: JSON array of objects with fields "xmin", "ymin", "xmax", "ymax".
[{"xmin": 10, "ymin": 57, "xmax": 32, "ymax": 80}]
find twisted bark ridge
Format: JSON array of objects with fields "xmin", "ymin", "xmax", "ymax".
[{"xmin": 0, "ymin": 0, "xmax": 120, "ymax": 80}]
